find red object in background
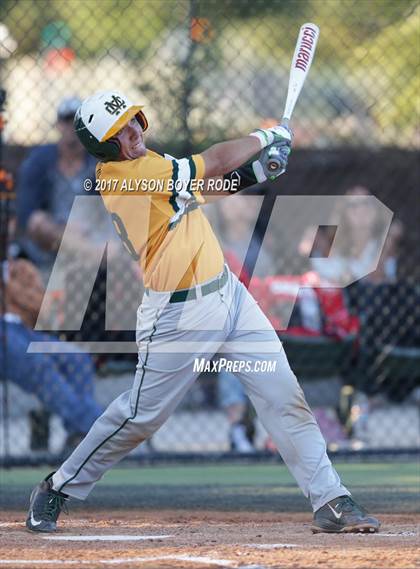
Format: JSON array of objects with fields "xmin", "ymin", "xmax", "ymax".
[
  {"xmin": 44, "ymin": 47, "xmax": 76, "ymax": 72},
  {"xmin": 0, "ymin": 169, "xmax": 14, "ymax": 191},
  {"xmin": 264, "ymin": 274, "xmax": 318, "ymax": 335},
  {"xmin": 224, "ymin": 249, "xmax": 359, "ymax": 339},
  {"xmin": 299, "ymin": 272, "xmax": 359, "ymax": 338},
  {"xmin": 190, "ymin": 17, "xmax": 214, "ymax": 43},
  {"xmin": 261, "ymin": 273, "xmax": 360, "ymax": 339},
  {"xmin": 315, "ymin": 287, "xmax": 359, "ymax": 338}
]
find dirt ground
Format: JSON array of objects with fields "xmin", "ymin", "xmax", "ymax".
[{"xmin": 1, "ymin": 510, "xmax": 419, "ymax": 569}]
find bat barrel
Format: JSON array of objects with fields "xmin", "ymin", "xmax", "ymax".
[
  {"xmin": 262, "ymin": 22, "xmax": 319, "ymax": 180},
  {"xmin": 283, "ymin": 22, "xmax": 319, "ymax": 121}
]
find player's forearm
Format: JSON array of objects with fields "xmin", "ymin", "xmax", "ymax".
[{"xmin": 201, "ymin": 136, "xmax": 261, "ymax": 178}]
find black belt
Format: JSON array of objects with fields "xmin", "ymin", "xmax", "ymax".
[{"xmin": 146, "ymin": 266, "xmax": 228, "ymax": 304}]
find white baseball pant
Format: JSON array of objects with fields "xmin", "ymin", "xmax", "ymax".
[{"xmin": 52, "ymin": 265, "xmax": 349, "ymax": 511}]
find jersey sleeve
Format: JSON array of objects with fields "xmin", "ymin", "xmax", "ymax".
[{"xmin": 98, "ymin": 151, "xmax": 205, "ymax": 199}]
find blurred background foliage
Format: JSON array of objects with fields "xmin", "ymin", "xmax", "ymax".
[
  {"xmin": 1, "ymin": 0, "xmax": 419, "ymax": 148},
  {"xmin": 2, "ymin": 0, "xmax": 174, "ymax": 56},
  {"xmin": 3, "ymin": 0, "xmax": 416, "ymax": 59}
]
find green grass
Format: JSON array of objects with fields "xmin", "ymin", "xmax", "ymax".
[
  {"xmin": 1, "ymin": 461, "xmax": 418, "ymax": 488},
  {"xmin": 1, "ymin": 462, "xmax": 419, "ymax": 513}
]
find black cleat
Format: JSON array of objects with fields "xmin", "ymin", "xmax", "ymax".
[
  {"xmin": 312, "ymin": 495, "xmax": 380, "ymax": 534},
  {"xmin": 26, "ymin": 472, "xmax": 69, "ymax": 533}
]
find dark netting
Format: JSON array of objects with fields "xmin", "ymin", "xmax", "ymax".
[{"xmin": 0, "ymin": 0, "xmax": 418, "ymax": 463}]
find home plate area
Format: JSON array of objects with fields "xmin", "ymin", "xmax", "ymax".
[{"xmin": 1, "ymin": 511, "xmax": 419, "ymax": 569}]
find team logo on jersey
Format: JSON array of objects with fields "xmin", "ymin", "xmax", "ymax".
[{"xmin": 104, "ymin": 95, "xmax": 127, "ymax": 115}]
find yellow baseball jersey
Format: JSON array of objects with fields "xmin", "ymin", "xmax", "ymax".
[{"xmin": 97, "ymin": 150, "xmax": 224, "ymax": 291}]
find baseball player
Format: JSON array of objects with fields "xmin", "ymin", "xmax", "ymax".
[{"xmin": 26, "ymin": 90, "xmax": 380, "ymax": 534}]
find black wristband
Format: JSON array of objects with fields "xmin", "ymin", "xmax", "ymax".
[{"xmin": 223, "ymin": 162, "xmax": 258, "ymax": 194}]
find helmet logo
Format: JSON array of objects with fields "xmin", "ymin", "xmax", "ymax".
[{"xmin": 104, "ymin": 95, "xmax": 127, "ymax": 115}]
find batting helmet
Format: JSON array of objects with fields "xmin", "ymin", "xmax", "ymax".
[{"xmin": 74, "ymin": 90, "xmax": 148, "ymax": 161}]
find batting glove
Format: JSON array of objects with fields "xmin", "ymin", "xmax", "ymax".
[
  {"xmin": 252, "ymin": 140, "xmax": 292, "ymax": 182},
  {"xmin": 249, "ymin": 124, "xmax": 292, "ymax": 149}
]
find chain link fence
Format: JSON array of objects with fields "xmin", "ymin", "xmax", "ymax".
[{"xmin": 0, "ymin": 0, "xmax": 419, "ymax": 463}]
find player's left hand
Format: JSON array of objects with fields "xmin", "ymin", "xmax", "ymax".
[
  {"xmin": 252, "ymin": 138, "xmax": 292, "ymax": 183},
  {"xmin": 250, "ymin": 124, "xmax": 292, "ymax": 149}
]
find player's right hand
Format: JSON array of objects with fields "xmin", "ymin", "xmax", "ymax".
[
  {"xmin": 250, "ymin": 124, "xmax": 292, "ymax": 149},
  {"xmin": 252, "ymin": 140, "xmax": 291, "ymax": 182}
]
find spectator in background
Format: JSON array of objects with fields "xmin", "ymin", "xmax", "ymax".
[
  {"xmin": 299, "ymin": 186, "xmax": 405, "ymax": 441},
  {"xmin": 16, "ymin": 97, "xmax": 140, "ymax": 352},
  {"xmin": 0, "ymin": 213, "xmax": 103, "ymax": 455},
  {"xmin": 212, "ymin": 195, "xmax": 275, "ymax": 452},
  {"xmin": 16, "ymin": 96, "xmax": 97, "ymax": 276},
  {"xmin": 299, "ymin": 186, "xmax": 403, "ymax": 285}
]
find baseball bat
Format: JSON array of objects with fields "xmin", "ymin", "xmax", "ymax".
[{"xmin": 266, "ymin": 22, "xmax": 320, "ymax": 174}]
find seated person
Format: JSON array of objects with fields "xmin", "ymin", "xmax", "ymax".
[
  {"xmin": 16, "ymin": 96, "xmax": 97, "ymax": 276},
  {"xmin": 17, "ymin": 96, "xmax": 139, "ymax": 352},
  {"xmin": 0, "ymin": 215, "xmax": 103, "ymax": 454}
]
